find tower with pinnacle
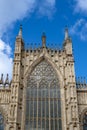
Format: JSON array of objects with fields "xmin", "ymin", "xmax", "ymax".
[{"xmin": 0, "ymin": 26, "xmax": 87, "ymax": 130}]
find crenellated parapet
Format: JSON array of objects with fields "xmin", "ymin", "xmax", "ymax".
[
  {"xmin": 24, "ymin": 46, "xmax": 64, "ymax": 59},
  {"xmin": 0, "ymin": 74, "xmax": 12, "ymax": 88},
  {"xmin": 0, "ymin": 74, "xmax": 11, "ymax": 104},
  {"xmin": 76, "ymin": 77, "xmax": 87, "ymax": 89}
]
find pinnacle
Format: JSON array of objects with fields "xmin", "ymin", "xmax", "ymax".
[
  {"xmin": 18, "ymin": 24, "xmax": 22, "ymax": 38},
  {"xmin": 42, "ymin": 32, "xmax": 46, "ymax": 48},
  {"xmin": 65, "ymin": 26, "xmax": 69, "ymax": 40}
]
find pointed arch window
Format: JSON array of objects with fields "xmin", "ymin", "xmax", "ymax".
[
  {"xmin": 0, "ymin": 113, "xmax": 4, "ymax": 130},
  {"xmin": 83, "ymin": 111, "xmax": 87, "ymax": 130},
  {"xmin": 25, "ymin": 60, "xmax": 62, "ymax": 130}
]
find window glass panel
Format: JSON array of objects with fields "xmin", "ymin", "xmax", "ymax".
[
  {"xmin": 0, "ymin": 113, "xmax": 4, "ymax": 130},
  {"xmin": 25, "ymin": 61, "xmax": 62, "ymax": 130},
  {"xmin": 83, "ymin": 111, "xmax": 87, "ymax": 130}
]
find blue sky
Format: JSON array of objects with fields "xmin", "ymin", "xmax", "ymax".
[{"xmin": 0, "ymin": 0, "xmax": 87, "ymax": 80}]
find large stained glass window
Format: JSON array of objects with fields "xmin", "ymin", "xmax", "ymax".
[
  {"xmin": 0, "ymin": 113, "xmax": 4, "ymax": 130},
  {"xmin": 25, "ymin": 61, "xmax": 62, "ymax": 130},
  {"xmin": 83, "ymin": 111, "xmax": 87, "ymax": 130}
]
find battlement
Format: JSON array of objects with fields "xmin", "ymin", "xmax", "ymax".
[
  {"xmin": 0, "ymin": 74, "xmax": 12, "ymax": 88},
  {"xmin": 24, "ymin": 46, "xmax": 64, "ymax": 55},
  {"xmin": 25, "ymin": 42, "xmax": 62, "ymax": 50},
  {"xmin": 76, "ymin": 77, "xmax": 87, "ymax": 89}
]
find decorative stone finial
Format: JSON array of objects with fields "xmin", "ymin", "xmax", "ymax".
[
  {"xmin": 5, "ymin": 74, "xmax": 9, "ymax": 85},
  {"xmin": 84, "ymin": 77, "xmax": 86, "ymax": 85},
  {"xmin": 42, "ymin": 32, "xmax": 46, "ymax": 48},
  {"xmin": 18, "ymin": 25, "xmax": 22, "ymax": 37},
  {"xmin": 0, "ymin": 74, "xmax": 3, "ymax": 84},
  {"xmin": 65, "ymin": 26, "xmax": 69, "ymax": 40}
]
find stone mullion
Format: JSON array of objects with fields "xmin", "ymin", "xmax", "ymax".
[
  {"xmin": 56, "ymin": 88, "xmax": 59, "ymax": 130},
  {"xmin": 32, "ymin": 88, "xmax": 34, "ymax": 129},
  {"xmin": 36, "ymin": 83, "xmax": 39, "ymax": 129},
  {"xmin": 41, "ymin": 88, "xmax": 42, "ymax": 130},
  {"xmin": 49, "ymin": 83, "xmax": 51, "ymax": 130},
  {"xmin": 53, "ymin": 90, "xmax": 55, "ymax": 130},
  {"xmin": 29, "ymin": 89, "xmax": 31, "ymax": 129},
  {"xmin": 45, "ymin": 95, "xmax": 46, "ymax": 129}
]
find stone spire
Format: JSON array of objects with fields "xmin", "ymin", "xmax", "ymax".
[
  {"xmin": 18, "ymin": 25, "xmax": 22, "ymax": 38},
  {"xmin": 65, "ymin": 27, "xmax": 69, "ymax": 40},
  {"xmin": 42, "ymin": 32, "xmax": 46, "ymax": 48}
]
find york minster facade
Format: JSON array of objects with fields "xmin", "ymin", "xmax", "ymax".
[{"xmin": 0, "ymin": 26, "xmax": 87, "ymax": 130}]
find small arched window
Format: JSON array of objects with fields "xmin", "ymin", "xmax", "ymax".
[
  {"xmin": 83, "ymin": 111, "xmax": 87, "ymax": 130},
  {"xmin": 0, "ymin": 113, "xmax": 4, "ymax": 130}
]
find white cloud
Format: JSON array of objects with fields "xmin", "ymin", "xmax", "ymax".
[
  {"xmin": 74, "ymin": 0, "xmax": 87, "ymax": 13},
  {"xmin": 0, "ymin": 39, "xmax": 12, "ymax": 80},
  {"xmin": 0, "ymin": 0, "xmax": 56, "ymax": 35},
  {"xmin": 70, "ymin": 19, "xmax": 87, "ymax": 40},
  {"xmin": 0, "ymin": 0, "xmax": 56, "ymax": 80},
  {"xmin": 0, "ymin": 39, "xmax": 11, "ymax": 55},
  {"xmin": 36, "ymin": 0, "xmax": 56, "ymax": 18},
  {"xmin": 0, "ymin": 0, "xmax": 35, "ymax": 36}
]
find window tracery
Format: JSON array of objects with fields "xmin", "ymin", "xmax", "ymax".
[
  {"xmin": 83, "ymin": 111, "xmax": 87, "ymax": 130},
  {"xmin": 25, "ymin": 60, "xmax": 62, "ymax": 130}
]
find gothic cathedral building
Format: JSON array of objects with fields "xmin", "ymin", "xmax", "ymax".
[{"xmin": 0, "ymin": 26, "xmax": 87, "ymax": 130}]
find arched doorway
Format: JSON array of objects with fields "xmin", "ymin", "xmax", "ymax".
[{"xmin": 25, "ymin": 60, "xmax": 62, "ymax": 130}]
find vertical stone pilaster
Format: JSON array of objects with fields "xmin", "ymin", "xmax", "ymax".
[
  {"xmin": 63, "ymin": 30, "xmax": 80, "ymax": 129},
  {"xmin": 8, "ymin": 26, "xmax": 24, "ymax": 130},
  {"xmin": 64, "ymin": 56, "xmax": 80, "ymax": 129}
]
